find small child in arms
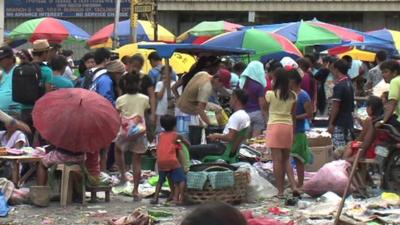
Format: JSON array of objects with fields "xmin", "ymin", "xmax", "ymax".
[{"xmin": 151, "ymin": 114, "xmax": 189, "ymax": 205}]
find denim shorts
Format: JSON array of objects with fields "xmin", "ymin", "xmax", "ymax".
[{"xmin": 159, "ymin": 167, "xmax": 186, "ymax": 184}]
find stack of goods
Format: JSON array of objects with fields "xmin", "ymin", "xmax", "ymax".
[{"xmin": 305, "ymin": 129, "xmax": 333, "ymax": 172}]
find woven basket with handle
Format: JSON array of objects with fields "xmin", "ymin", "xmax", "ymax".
[{"xmin": 185, "ymin": 165, "xmax": 250, "ymax": 204}]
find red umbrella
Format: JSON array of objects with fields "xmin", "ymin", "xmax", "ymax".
[{"xmin": 32, "ymin": 88, "xmax": 120, "ymax": 153}]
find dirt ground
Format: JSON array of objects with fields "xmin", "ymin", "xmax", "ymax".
[
  {"xmin": 0, "ymin": 195, "xmax": 191, "ymax": 225},
  {"xmin": 0, "ymin": 193, "xmax": 304, "ymax": 225}
]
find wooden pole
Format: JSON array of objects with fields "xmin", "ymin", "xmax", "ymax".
[
  {"xmin": 153, "ymin": 0, "xmax": 158, "ymax": 42},
  {"xmin": 333, "ymin": 149, "xmax": 362, "ymax": 225}
]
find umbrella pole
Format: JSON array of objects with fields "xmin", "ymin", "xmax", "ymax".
[{"xmin": 333, "ymin": 148, "xmax": 362, "ymax": 225}]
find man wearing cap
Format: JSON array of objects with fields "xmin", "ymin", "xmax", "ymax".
[
  {"xmin": 0, "ymin": 46, "xmax": 21, "ymax": 115},
  {"xmin": 31, "ymin": 39, "xmax": 54, "ymax": 93},
  {"xmin": 177, "ymin": 59, "xmax": 228, "ymax": 144},
  {"xmin": 19, "ymin": 39, "xmax": 54, "ymax": 142}
]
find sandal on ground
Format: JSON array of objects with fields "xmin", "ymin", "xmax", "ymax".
[{"xmin": 150, "ymin": 199, "xmax": 158, "ymax": 205}]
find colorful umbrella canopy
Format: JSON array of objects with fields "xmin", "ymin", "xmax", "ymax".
[
  {"xmin": 203, "ymin": 29, "xmax": 302, "ymax": 62},
  {"xmin": 32, "ymin": 88, "xmax": 120, "ymax": 153},
  {"xmin": 87, "ymin": 20, "xmax": 175, "ymax": 47},
  {"xmin": 4, "ymin": 31, "xmax": 26, "ymax": 48},
  {"xmin": 9, "ymin": 17, "xmax": 90, "ymax": 44},
  {"xmin": 367, "ymin": 29, "xmax": 400, "ymax": 55},
  {"xmin": 244, "ymin": 19, "xmax": 364, "ymax": 48},
  {"xmin": 329, "ymin": 46, "xmax": 376, "ymax": 62},
  {"xmin": 177, "ymin": 21, "xmax": 243, "ymax": 44},
  {"xmin": 115, "ymin": 43, "xmax": 196, "ymax": 74}
]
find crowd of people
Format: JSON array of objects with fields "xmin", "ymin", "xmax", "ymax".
[{"xmin": 1, "ymin": 38, "xmax": 400, "ymax": 204}]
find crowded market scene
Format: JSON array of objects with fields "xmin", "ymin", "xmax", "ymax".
[{"xmin": 0, "ymin": 0, "xmax": 400, "ymax": 225}]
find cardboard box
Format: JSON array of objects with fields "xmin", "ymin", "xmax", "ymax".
[{"xmin": 305, "ymin": 145, "xmax": 333, "ymax": 172}]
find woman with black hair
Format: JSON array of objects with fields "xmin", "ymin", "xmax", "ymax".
[{"xmin": 265, "ymin": 68, "xmax": 299, "ymax": 198}]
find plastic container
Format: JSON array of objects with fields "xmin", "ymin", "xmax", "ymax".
[{"xmin": 141, "ymin": 155, "xmax": 156, "ymax": 171}]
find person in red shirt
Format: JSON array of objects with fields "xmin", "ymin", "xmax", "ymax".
[{"xmin": 151, "ymin": 115, "xmax": 190, "ymax": 205}]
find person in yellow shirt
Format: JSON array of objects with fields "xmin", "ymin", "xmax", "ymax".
[{"xmin": 265, "ymin": 68, "xmax": 299, "ymax": 198}]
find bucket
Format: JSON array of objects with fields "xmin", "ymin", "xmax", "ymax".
[
  {"xmin": 141, "ymin": 155, "xmax": 156, "ymax": 171},
  {"xmin": 30, "ymin": 186, "xmax": 51, "ymax": 207}
]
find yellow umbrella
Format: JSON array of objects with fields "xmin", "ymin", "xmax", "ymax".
[
  {"xmin": 115, "ymin": 43, "xmax": 196, "ymax": 74},
  {"xmin": 338, "ymin": 48, "xmax": 376, "ymax": 62}
]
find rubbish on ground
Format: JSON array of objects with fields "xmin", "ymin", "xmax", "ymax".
[
  {"xmin": 109, "ymin": 207, "xmax": 150, "ymax": 225},
  {"xmin": 268, "ymin": 207, "xmax": 289, "ymax": 215},
  {"xmin": 321, "ymin": 192, "xmax": 342, "ymax": 203}
]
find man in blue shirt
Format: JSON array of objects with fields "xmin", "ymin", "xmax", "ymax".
[
  {"xmin": 148, "ymin": 52, "xmax": 176, "ymax": 85},
  {"xmin": 88, "ymin": 48, "xmax": 115, "ymax": 105},
  {"xmin": 0, "ymin": 46, "xmax": 20, "ymax": 115}
]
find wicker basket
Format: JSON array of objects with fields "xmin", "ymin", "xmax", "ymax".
[{"xmin": 185, "ymin": 170, "xmax": 250, "ymax": 204}]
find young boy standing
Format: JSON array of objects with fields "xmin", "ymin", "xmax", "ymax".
[{"xmin": 151, "ymin": 115, "xmax": 189, "ymax": 205}]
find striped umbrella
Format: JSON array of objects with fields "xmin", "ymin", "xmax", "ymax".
[
  {"xmin": 177, "ymin": 21, "xmax": 243, "ymax": 44},
  {"xmin": 9, "ymin": 17, "xmax": 90, "ymax": 44},
  {"xmin": 367, "ymin": 28, "xmax": 400, "ymax": 55},
  {"xmin": 87, "ymin": 20, "xmax": 175, "ymax": 47},
  {"xmin": 243, "ymin": 19, "xmax": 364, "ymax": 48},
  {"xmin": 203, "ymin": 29, "xmax": 302, "ymax": 62}
]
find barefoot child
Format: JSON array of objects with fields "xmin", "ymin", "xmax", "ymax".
[
  {"xmin": 115, "ymin": 74, "xmax": 150, "ymax": 201},
  {"xmin": 288, "ymin": 69, "xmax": 313, "ymax": 189},
  {"xmin": 151, "ymin": 115, "xmax": 189, "ymax": 205}
]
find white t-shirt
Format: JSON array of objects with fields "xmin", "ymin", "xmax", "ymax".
[
  {"xmin": 0, "ymin": 130, "xmax": 28, "ymax": 148},
  {"xmin": 223, "ymin": 109, "xmax": 251, "ymax": 134},
  {"xmin": 155, "ymin": 81, "xmax": 176, "ymax": 116}
]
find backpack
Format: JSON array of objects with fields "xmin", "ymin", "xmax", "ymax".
[
  {"xmin": 81, "ymin": 68, "xmax": 104, "ymax": 90},
  {"xmin": 12, "ymin": 62, "xmax": 44, "ymax": 105}
]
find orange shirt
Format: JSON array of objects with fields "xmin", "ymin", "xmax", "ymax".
[{"xmin": 156, "ymin": 131, "xmax": 181, "ymax": 171}]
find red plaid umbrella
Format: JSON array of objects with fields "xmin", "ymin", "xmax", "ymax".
[{"xmin": 32, "ymin": 88, "xmax": 120, "ymax": 153}]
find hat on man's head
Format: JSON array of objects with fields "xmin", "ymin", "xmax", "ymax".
[
  {"xmin": 32, "ymin": 39, "xmax": 50, "ymax": 53},
  {"xmin": 0, "ymin": 46, "xmax": 14, "ymax": 60},
  {"xmin": 106, "ymin": 60, "xmax": 126, "ymax": 74},
  {"xmin": 215, "ymin": 69, "xmax": 231, "ymax": 89}
]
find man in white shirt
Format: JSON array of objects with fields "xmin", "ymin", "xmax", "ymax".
[
  {"xmin": 366, "ymin": 50, "xmax": 387, "ymax": 90},
  {"xmin": 189, "ymin": 89, "xmax": 250, "ymax": 160}
]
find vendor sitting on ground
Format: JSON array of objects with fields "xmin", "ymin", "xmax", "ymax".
[
  {"xmin": 342, "ymin": 96, "xmax": 385, "ymax": 160},
  {"xmin": 0, "ymin": 118, "xmax": 29, "ymax": 149},
  {"xmin": 189, "ymin": 89, "xmax": 250, "ymax": 162}
]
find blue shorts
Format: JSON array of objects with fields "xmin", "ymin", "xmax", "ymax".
[{"xmin": 159, "ymin": 167, "xmax": 186, "ymax": 184}]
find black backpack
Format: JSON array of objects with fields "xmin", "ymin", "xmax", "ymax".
[
  {"xmin": 12, "ymin": 62, "xmax": 44, "ymax": 105},
  {"xmin": 81, "ymin": 68, "xmax": 104, "ymax": 90}
]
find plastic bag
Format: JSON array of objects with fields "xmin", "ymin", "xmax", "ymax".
[
  {"xmin": 206, "ymin": 111, "xmax": 219, "ymax": 126},
  {"xmin": 0, "ymin": 192, "xmax": 9, "ymax": 217},
  {"xmin": 232, "ymin": 162, "xmax": 277, "ymax": 202},
  {"xmin": 303, "ymin": 160, "xmax": 352, "ymax": 197}
]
